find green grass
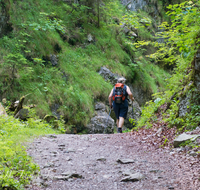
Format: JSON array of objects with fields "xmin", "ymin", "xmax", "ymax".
[
  {"xmin": 0, "ymin": 0, "xmax": 170, "ymax": 128},
  {"xmin": 0, "ymin": 115, "xmax": 58, "ymax": 189}
]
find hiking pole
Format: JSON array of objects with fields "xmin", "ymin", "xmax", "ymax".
[
  {"xmin": 103, "ymin": 108, "xmax": 112, "ymax": 134},
  {"xmin": 132, "ymin": 101, "xmax": 134, "ymax": 115}
]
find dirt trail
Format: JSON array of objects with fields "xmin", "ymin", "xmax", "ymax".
[{"xmin": 26, "ymin": 133, "xmax": 199, "ymax": 190}]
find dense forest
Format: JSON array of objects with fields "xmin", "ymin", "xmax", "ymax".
[{"xmin": 0, "ymin": 0, "xmax": 200, "ymax": 189}]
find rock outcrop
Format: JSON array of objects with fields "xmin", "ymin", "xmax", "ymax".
[
  {"xmin": 98, "ymin": 67, "xmax": 120, "ymax": 85},
  {"xmin": 124, "ymin": 100, "xmax": 141, "ymax": 130},
  {"xmin": 120, "ymin": 0, "xmax": 160, "ymax": 18},
  {"xmin": 86, "ymin": 102, "xmax": 114, "ymax": 134}
]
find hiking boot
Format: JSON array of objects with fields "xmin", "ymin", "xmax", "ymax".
[{"xmin": 117, "ymin": 128, "xmax": 122, "ymax": 133}]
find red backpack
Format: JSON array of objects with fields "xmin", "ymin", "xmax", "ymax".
[{"xmin": 112, "ymin": 83, "xmax": 126, "ymax": 104}]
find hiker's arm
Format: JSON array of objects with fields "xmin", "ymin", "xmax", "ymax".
[
  {"xmin": 126, "ymin": 86, "xmax": 134, "ymax": 101},
  {"xmin": 108, "ymin": 89, "xmax": 113, "ymax": 108}
]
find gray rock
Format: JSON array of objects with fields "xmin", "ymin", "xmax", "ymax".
[
  {"xmin": 98, "ymin": 67, "xmax": 120, "ymax": 85},
  {"xmin": 189, "ymin": 151, "xmax": 197, "ymax": 157},
  {"xmin": 124, "ymin": 100, "xmax": 141, "ymax": 130},
  {"xmin": 46, "ymin": 134, "xmax": 57, "ymax": 138},
  {"xmin": 149, "ymin": 169, "xmax": 163, "ymax": 173},
  {"xmin": 120, "ymin": 23, "xmax": 130, "ymax": 34},
  {"xmin": 64, "ymin": 148, "xmax": 76, "ymax": 153},
  {"xmin": 58, "ymin": 144, "xmax": 65, "ymax": 147},
  {"xmin": 55, "ymin": 171, "xmax": 83, "ymax": 180},
  {"xmin": 32, "ymin": 177, "xmax": 44, "ymax": 186},
  {"xmin": 173, "ymin": 133, "xmax": 200, "ymax": 148},
  {"xmin": 54, "ymin": 176, "xmax": 70, "ymax": 180},
  {"xmin": 95, "ymin": 102, "xmax": 106, "ymax": 111},
  {"xmin": 69, "ymin": 173, "xmax": 83, "ymax": 178},
  {"xmin": 86, "ymin": 102, "xmax": 114, "ymax": 134},
  {"xmin": 103, "ymin": 174, "xmax": 111, "ymax": 179},
  {"xmin": 121, "ymin": 172, "xmax": 145, "ymax": 182},
  {"xmin": 97, "ymin": 157, "xmax": 106, "ymax": 161},
  {"xmin": 178, "ymin": 94, "xmax": 191, "ymax": 117},
  {"xmin": 129, "ymin": 31, "xmax": 137, "ymax": 37},
  {"xmin": 65, "ymin": 157, "xmax": 72, "ymax": 161},
  {"xmin": 122, "ymin": 169, "xmax": 136, "ymax": 176},
  {"xmin": 63, "ymin": 172, "xmax": 83, "ymax": 178},
  {"xmin": 43, "ymin": 162, "xmax": 55, "ymax": 168},
  {"xmin": 50, "ymin": 54, "xmax": 58, "ymax": 66},
  {"xmin": 121, "ymin": 0, "xmax": 161, "ymax": 19},
  {"xmin": 50, "ymin": 103, "xmax": 61, "ymax": 119},
  {"xmin": 87, "ymin": 33, "xmax": 93, "ymax": 42},
  {"xmin": 0, "ymin": 103, "xmax": 7, "ymax": 117},
  {"xmin": 117, "ymin": 159, "xmax": 135, "ymax": 164}
]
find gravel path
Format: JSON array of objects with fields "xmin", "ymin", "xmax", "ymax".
[{"xmin": 26, "ymin": 133, "xmax": 199, "ymax": 190}]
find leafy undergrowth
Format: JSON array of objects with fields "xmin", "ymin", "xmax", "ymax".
[
  {"xmin": 131, "ymin": 115, "xmax": 176, "ymax": 149},
  {"xmin": 131, "ymin": 103, "xmax": 200, "ymax": 153},
  {"xmin": 0, "ymin": 115, "xmax": 58, "ymax": 190}
]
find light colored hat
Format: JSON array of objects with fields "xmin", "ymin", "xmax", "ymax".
[{"xmin": 117, "ymin": 77, "xmax": 126, "ymax": 84}]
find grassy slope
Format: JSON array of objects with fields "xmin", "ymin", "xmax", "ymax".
[{"xmin": 0, "ymin": 0, "xmax": 170, "ymax": 131}]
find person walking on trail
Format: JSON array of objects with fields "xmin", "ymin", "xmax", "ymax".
[{"xmin": 108, "ymin": 78, "xmax": 134, "ymax": 133}]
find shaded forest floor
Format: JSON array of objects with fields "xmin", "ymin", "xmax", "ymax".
[{"xmin": 26, "ymin": 129, "xmax": 200, "ymax": 190}]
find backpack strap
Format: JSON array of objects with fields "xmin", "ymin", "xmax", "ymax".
[{"xmin": 112, "ymin": 87, "xmax": 115, "ymax": 101}]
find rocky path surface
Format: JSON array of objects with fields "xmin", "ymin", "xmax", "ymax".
[{"xmin": 26, "ymin": 133, "xmax": 199, "ymax": 190}]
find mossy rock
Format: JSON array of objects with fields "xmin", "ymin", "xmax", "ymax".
[{"xmin": 43, "ymin": 115, "xmax": 59, "ymax": 129}]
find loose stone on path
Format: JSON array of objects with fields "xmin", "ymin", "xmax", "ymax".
[
  {"xmin": 117, "ymin": 158, "xmax": 135, "ymax": 164},
  {"xmin": 121, "ymin": 172, "xmax": 145, "ymax": 182}
]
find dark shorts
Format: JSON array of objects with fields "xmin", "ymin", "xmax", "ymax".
[{"xmin": 113, "ymin": 99, "xmax": 128, "ymax": 119}]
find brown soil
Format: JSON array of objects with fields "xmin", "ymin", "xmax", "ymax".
[{"xmin": 26, "ymin": 132, "xmax": 200, "ymax": 190}]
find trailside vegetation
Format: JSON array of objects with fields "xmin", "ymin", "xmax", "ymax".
[
  {"xmin": 0, "ymin": 115, "xmax": 57, "ymax": 189},
  {"xmin": 136, "ymin": 0, "xmax": 200, "ymax": 131},
  {"xmin": 0, "ymin": 0, "xmax": 169, "ymax": 132}
]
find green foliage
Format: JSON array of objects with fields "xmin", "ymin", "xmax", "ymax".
[
  {"xmin": 27, "ymin": 12, "xmax": 66, "ymax": 33},
  {"xmin": 137, "ymin": 0, "xmax": 200, "ymax": 130},
  {"xmin": 0, "ymin": 115, "xmax": 56, "ymax": 189},
  {"xmin": 137, "ymin": 93, "xmax": 166, "ymax": 128},
  {"xmin": 0, "ymin": 0, "xmax": 171, "ymax": 130}
]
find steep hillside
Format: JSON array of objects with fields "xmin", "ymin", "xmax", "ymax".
[
  {"xmin": 0, "ymin": 0, "xmax": 170, "ymax": 131},
  {"xmin": 136, "ymin": 0, "xmax": 200, "ymax": 130}
]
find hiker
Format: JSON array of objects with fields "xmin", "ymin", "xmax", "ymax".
[{"xmin": 108, "ymin": 78, "xmax": 134, "ymax": 133}]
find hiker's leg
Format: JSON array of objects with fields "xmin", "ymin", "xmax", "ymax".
[
  {"xmin": 118, "ymin": 117, "xmax": 124, "ymax": 128},
  {"xmin": 117, "ymin": 117, "xmax": 124, "ymax": 133},
  {"xmin": 116, "ymin": 119, "xmax": 119, "ymax": 128}
]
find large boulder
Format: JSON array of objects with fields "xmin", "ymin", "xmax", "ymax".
[{"xmin": 86, "ymin": 102, "xmax": 115, "ymax": 134}]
